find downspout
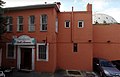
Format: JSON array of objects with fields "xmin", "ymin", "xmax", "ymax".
[{"xmin": 71, "ymin": 7, "xmax": 74, "ymax": 43}]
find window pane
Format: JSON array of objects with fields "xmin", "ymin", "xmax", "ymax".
[
  {"xmin": 18, "ymin": 16, "xmax": 23, "ymax": 24},
  {"xmin": 8, "ymin": 44, "xmax": 14, "ymax": 58},
  {"xmin": 30, "ymin": 16, "xmax": 35, "ymax": 24},
  {"xmin": 9, "ymin": 17, "xmax": 13, "ymax": 24},
  {"xmin": 42, "ymin": 24, "xmax": 47, "ymax": 30},
  {"xmin": 66, "ymin": 21, "xmax": 70, "ymax": 28},
  {"xmin": 19, "ymin": 25, "xmax": 23, "ymax": 31},
  {"xmin": 42, "ymin": 15, "xmax": 47, "ymax": 23},
  {"xmin": 38, "ymin": 45, "xmax": 46, "ymax": 60},
  {"xmin": 9, "ymin": 25, "xmax": 12, "ymax": 31},
  {"xmin": 79, "ymin": 22, "xmax": 82, "ymax": 27},
  {"xmin": 41, "ymin": 15, "xmax": 47, "ymax": 31},
  {"xmin": 7, "ymin": 17, "xmax": 13, "ymax": 32}
]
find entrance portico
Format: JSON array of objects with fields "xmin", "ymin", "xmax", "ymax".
[{"xmin": 12, "ymin": 35, "xmax": 36, "ymax": 70}]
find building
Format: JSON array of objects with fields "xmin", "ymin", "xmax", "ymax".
[
  {"xmin": 93, "ymin": 13, "xmax": 120, "ymax": 61},
  {"xmin": 0, "ymin": 2, "xmax": 120, "ymax": 73},
  {"xmin": 0, "ymin": 2, "xmax": 93, "ymax": 72}
]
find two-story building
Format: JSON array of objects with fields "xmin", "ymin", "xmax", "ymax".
[{"xmin": 0, "ymin": 2, "xmax": 93, "ymax": 72}]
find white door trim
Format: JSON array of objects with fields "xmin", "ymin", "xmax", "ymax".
[{"xmin": 17, "ymin": 46, "xmax": 35, "ymax": 70}]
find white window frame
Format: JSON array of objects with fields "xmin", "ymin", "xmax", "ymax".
[
  {"xmin": 6, "ymin": 43, "xmax": 16, "ymax": 59},
  {"xmin": 40, "ymin": 14, "xmax": 47, "ymax": 31},
  {"xmin": 28, "ymin": 15, "xmax": 35, "ymax": 31},
  {"xmin": 17, "ymin": 16, "xmax": 23, "ymax": 32},
  {"xmin": 7, "ymin": 17, "xmax": 13, "ymax": 32},
  {"xmin": 65, "ymin": 20, "xmax": 70, "ymax": 28},
  {"xmin": 37, "ymin": 43, "xmax": 49, "ymax": 61},
  {"xmin": 78, "ymin": 20, "xmax": 84, "ymax": 28}
]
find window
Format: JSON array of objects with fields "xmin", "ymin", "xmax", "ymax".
[
  {"xmin": 6, "ymin": 43, "xmax": 16, "ymax": 59},
  {"xmin": 40, "ymin": 14, "xmax": 47, "ymax": 31},
  {"xmin": 56, "ymin": 17, "xmax": 58, "ymax": 32},
  {"xmin": 17, "ymin": 16, "xmax": 23, "ymax": 31},
  {"xmin": 65, "ymin": 20, "xmax": 70, "ymax": 28},
  {"xmin": 29, "ymin": 15, "xmax": 35, "ymax": 31},
  {"xmin": 37, "ymin": 43, "xmax": 49, "ymax": 61},
  {"xmin": 73, "ymin": 43, "xmax": 77, "ymax": 52},
  {"xmin": 6, "ymin": 16, "xmax": 13, "ymax": 32},
  {"xmin": 78, "ymin": 20, "xmax": 84, "ymax": 28}
]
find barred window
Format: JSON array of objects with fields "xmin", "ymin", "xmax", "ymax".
[{"xmin": 37, "ymin": 43, "xmax": 48, "ymax": 61}]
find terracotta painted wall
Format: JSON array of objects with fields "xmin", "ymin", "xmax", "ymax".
[
  {"xmin": 57, "ymin": 5, "xmax": 93, "ymax": 71},
  {"xmin": 93, "ymin": 24, "xmax": 120, "ymax": 61},
  {"xmin": 3, "ymin": 7, "xmax": 58, "ymax": 72}
]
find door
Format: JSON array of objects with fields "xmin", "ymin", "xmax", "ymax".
[{"xmin": 20, "ymin": 48, "xmax": 32, "ymax": 70}]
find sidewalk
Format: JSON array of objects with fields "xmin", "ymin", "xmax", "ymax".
[{"xmin": 5, "ymin": 69, "xmax": 99, "ymax": 77}]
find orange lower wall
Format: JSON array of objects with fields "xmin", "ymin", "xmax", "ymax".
[
  {"xmin": 1, "ymin": 43, "xmax": 16, "ymax": 67},
  {"xmin": 57, "ymin": 43, "xmax": 93, "ymax": 71},
  {"xmin": 93, "ymin": 44, "xmax": 120, "ymax": 61},
  {"xmin": 35, "ymin": 43, "xmax": 57, "ymax": 73}
]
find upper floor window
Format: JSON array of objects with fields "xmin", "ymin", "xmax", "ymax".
[
  {"xmin": 29, "ymin": 15, "xmax": 35, "ymax": 31},
  {"xmin": 56, "ymin": 17, "xmax": 58, "ymax": 32},
  {"xmin": 65, "ymin": 20, "xmax": 70, "ymax": 28},
  {"xmin": 6, "ymin": 43, "xmax": 16, "ymax": 59},
  {"xmin": 78, "ymin": 20, "xmax": 84, "ymax": 28},
  {"xmin": 40, "ymin": 14, "xmax": 47, "ymax": 31},
  {"xmin": 37, "ymin": 43, "xmax": 49, "ymax": 61},
  {"xmin": 6, "ymin": 16, "xmax": 13, "ymax": 32},
  {"xmin": 17, "ymin": 16, "xmax": 23, "ymax": 32}
]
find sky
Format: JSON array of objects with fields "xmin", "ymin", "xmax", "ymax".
[{"xmin": 3, "ymin": 0, "xmax": 120, "ymax": 23}]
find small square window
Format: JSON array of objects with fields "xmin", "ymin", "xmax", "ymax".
[
  {"xmin": 65, "ymin": 20, "xmax": 70, "ymax": 28},
  {"xmin": 78, "ymin": 21, "xmax": 84, "ymax": 28}
]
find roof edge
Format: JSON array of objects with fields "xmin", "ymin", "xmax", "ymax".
[{"xmin": 4, "ymin": 3, "xmax": 60, "ymax": 12}]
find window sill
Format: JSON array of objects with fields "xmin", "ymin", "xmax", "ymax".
[
  {"xmin": 17, "ymin": 31, "xmax": 23, "ymax": 32},
  {"xmin": 37, "ymin": 59, "xmax": 48, "ymax": 62},
  {"xmin": 40, "ymin": 30, "xmax": 47, "ymax": 32},
  {"xmin": 6, "ymin": 31, "xmax": 12, "ymax": 33},
  {"xmin": 28, "ymin": 31, "xmax": 35, "ymax": 32}
]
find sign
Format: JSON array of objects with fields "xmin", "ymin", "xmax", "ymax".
[{"xmin": 12, "ymin": 35, "xmax": 36, "ymax": 45}]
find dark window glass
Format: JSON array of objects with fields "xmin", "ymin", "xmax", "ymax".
[
  {"xmin": 38, "ymin": 45, "xmax": 47, "ymax": 60},
  {"xmin": 7, "ymin": 17, "xmax": 13, "ymax": 32},
  {"xmin": 65, "ymin": 21, "xmax": 70, "ymax": 28},
  {"xmin": 8, "ymin": 44, "xmax": 14, "ymax": 58},
  {"xmin": 41, "ymin": 15, "xmax": 47, "ymax": 31},
  {"xmin": 73, "ymin": 43, "xmax": 77, "ymax": 52},
  {"xmin": 78, "ymin": 22, "xmax": 82, "ymax": 27},
  {"xmin": 18, "ymin": 16, "xmax": 23, "ymax": 31}
]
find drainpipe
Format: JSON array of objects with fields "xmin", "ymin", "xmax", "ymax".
[{"xmin": 71, "ymin": 6, "xmax": 74, "ymax": 42}]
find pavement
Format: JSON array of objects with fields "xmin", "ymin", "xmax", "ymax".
[{"xmin": 5, "ymin": 69, "xmax": 99, "ymax": 77}]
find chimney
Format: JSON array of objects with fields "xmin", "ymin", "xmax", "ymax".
[
  {"xmin": 87, "ymin": 3, "xmax": 92, "ymax": 12},
  {"xmin": 45, "ymin": 2, "xmax": 47, "ymax": 4},
  {"xmin": 55, "ymin": 2, "xmax": 61, "ymax": 9}
]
